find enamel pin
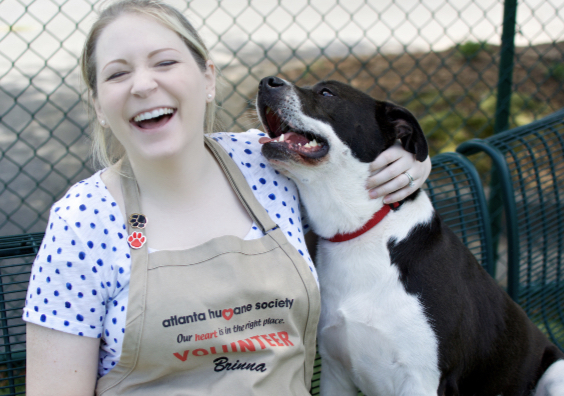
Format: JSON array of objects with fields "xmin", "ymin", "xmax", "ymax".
[
  {"xmin": 129, "ymin": 213, "xmax": 148, "ymax": 229},
  {"xmin": 127, "ymin": 231, "xmax": 146, "ymax": 249}
]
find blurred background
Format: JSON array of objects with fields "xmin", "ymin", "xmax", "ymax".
[{"xmin": 1, "ymin": 0, "xmax": 563, "ymax": 237}]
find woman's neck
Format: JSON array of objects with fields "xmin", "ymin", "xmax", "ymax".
[
  {"xmin": 127, "ymin": 137, "xmax": 217, "ymax": 209},
  {"xmin": 113, "ymin": 136, "xmax": 253, "ymax": 250}
]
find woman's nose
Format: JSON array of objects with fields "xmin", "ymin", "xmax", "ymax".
[{"xmin": 130, "ymin": 70, "xmax": 158, "ymax": 97}]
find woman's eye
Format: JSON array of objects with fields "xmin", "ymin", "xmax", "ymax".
[
  {"xmin": 107, "ymin": 72, "xmax": 127, "ymax": 81},
  {"xmin": 320, "ymin": 88, "xmax": 334, "ymax": 97},
  {"xmin": 158, "ymin": 60, "xmax": 177, "ymax": 67}
]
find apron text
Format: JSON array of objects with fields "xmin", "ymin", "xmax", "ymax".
[{"xmin": 173, "ymin": 331, "xmax": 294, "ymax": 362}]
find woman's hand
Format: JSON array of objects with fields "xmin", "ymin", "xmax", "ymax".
[{"xmin": 366, "ymin": 141, "xmax": 431, "ymax": 204}]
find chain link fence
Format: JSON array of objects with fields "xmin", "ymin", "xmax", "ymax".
[{"xmin": 1, "ymin": 0, "xmax": 564, "ymax": 237}]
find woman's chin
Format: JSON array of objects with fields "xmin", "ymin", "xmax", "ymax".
[{"xmin": 129, "ymin": 141, "xmax": 198, "ymax": 164}]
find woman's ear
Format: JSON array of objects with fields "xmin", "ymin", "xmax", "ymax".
[
  {"xmin": 204, "ymin": 60, "xmax": 216, "ymax": 102},
  {"xmin": 92, "ymin": 94, "xmax": 107, "ymax": 127}
]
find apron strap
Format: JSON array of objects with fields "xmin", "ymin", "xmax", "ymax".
[
  {"xmin": 120, "ymin": 159, "xmax": 143, "ymax": 218},
  {"xmin": 97, "ymin": 158, "xmax": 150, "ymax": 388},
  {"xmin": 205, "ymin": 136, "xmax": 279, "ymax": 235},
  {"xmin": 120, "ymin": 158, "xmax": 149, "ymax": 323}
]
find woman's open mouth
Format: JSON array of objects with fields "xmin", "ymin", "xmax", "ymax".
[
  {"xmin": 258, "ymin": 106, "xmax": 329, "ymax": 159},
  {"xmin": 130, "ymin": 107, "xmax": 176, "ymax": 130}
]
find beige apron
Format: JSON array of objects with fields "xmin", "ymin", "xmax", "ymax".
[{"xmin": 96, "ymin": 136, "xmax": 320, "ymax": 395}]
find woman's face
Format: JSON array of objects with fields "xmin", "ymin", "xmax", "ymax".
[{"xmin": 93, "ymin": 12, "xmax": 215, "ymax": 162}]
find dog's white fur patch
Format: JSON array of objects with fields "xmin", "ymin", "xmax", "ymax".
[
  {"xmin": 316, "ymin": 200, "xmax": 439, "ymax": 396},
  {"xmin": 535, "ymin": 360, "xmax": 564, "ymax": 396}
]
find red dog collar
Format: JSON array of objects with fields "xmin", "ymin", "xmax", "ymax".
[{"xmin": 327, "ymin": 202, "xmax": 401, "ymax": 243}]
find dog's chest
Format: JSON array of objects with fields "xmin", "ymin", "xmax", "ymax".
[
  {"xmin": 315, "ymin": 212, "xmax": 440, "ymax": 393},
  {"xmin": 316, "ymin": 234, "xmax": 436, "ymax": 339}
]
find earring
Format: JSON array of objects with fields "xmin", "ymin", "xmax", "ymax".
[
  {"xmin": 207, "ymin": 94, "xmax": 212, "ymax": 100},
  {"xmin": 100, "ymin": 120, "xmax": 106, "ymax": 126}
]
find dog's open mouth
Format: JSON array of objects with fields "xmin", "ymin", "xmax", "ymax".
[{"xmin": 258, "ymin": 106, "xmax": 329, "ymax": 159}]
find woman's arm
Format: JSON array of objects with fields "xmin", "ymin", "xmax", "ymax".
[
  {"xmin": 24, "ymin": 176, "xmax": 129, "ymax": 393},
  {"xmin": 26, "ymin": 323, "xmax": 99, "ymax": 396},
  {"xmin": 366, "ymin": 140, "xmax": 432, "ymax": 203}
]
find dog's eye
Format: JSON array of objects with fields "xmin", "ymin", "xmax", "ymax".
[{"xmin": 320, "ymin": 88, "xmax": 334, "ymax": 97}]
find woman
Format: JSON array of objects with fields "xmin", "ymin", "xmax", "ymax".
[{"xmin": 24, "ymin": 1, "xmax": 431, "ymax": 394}]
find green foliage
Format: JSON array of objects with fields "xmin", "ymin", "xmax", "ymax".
[
  {"xmin": 400, "ymin": 89, "xmax": 549, "ymax": 175},
  {"xmin": 546, "ymin": 63, "xmax": 564, "ymax": 81},
  {"xmin": 457, "ymin": 41, "xmax": 492, "ymax": 60}
]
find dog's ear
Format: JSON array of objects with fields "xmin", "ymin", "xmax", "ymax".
[{"xmin": 385, "ymin": 104, "xmax": 428, "ymax": 162}]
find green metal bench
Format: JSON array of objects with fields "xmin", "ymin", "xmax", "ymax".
[
  {"xmin": 310, "ymin": 151, "xmax": 494, "ymax": 395},
  {"xmin": 425, "ymin": 152, "xmax": 495, "ymax": 275},
  {"xmin": 458, "ymin": 108, "xmax": 564, "ymax": 352},
  {"xmin": 0, "ymin": 233, "xmax": 42, "ymax": 395}
]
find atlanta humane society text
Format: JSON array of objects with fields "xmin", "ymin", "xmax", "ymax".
[{"xmin": 161, "ymin": 298, "xmax": 295, "ymax": 328}]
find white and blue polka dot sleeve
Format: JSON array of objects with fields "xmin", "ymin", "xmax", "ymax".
[
  {"xmin": 23, "ymin": 173, "xmax": 131, "ymax": 339},
  {"xmin": 24, "ymin": 209, "xmax": 108, "ymax": 337}
]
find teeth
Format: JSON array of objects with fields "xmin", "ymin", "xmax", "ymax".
[
  {"xmin": 273, "ymin": 133, "xmax": 321, "ymax": 148},
  {"xmin": 133, "ymin": 108, "xmax": 174, "ymax": 122}
]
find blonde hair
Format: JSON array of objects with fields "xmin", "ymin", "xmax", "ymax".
[{"xmin": 80, "ymin": 0, "xmax": 217, "ymax": 169}]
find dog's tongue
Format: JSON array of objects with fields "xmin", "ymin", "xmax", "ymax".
[
  {"xmin": 259, "ymin": 131, "xmax": 309, "ymax": 145},
  {"xmin": 258, "ymin": 136, "xmax": 273, "ymax": 144}
]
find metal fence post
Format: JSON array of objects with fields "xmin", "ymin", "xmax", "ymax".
[
  {"xmin": 495, "ymin": 0, "xmax": 518, "ymax": 134},
  {"xmin": 489, "ymin": 0, "xmax": 519, "ymax": 280}
]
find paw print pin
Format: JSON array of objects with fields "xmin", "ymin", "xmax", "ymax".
[
  {"xmin": 127, "ymin": 231, "xmax": 146, "ymax": 249},
  {"xmin": 129, "ymin": 213, "xmax": 148, "ymax": 229}
]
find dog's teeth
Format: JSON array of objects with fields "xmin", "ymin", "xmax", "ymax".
[
  {"xmin": 279, "ymin": 133, "xmax": 285, "ymax": 142},
  {"xmin": 311, "ymin": 140, "xmax": 318, "ymax": 147},
  {"xmin": 304, "ymin": 143, "xmax": 311, "ymax": 148}
]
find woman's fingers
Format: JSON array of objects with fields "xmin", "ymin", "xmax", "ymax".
[
  {"xmin": 367, "ymin": 151, "xmax": 415, "ymax": 190},
  {"xmin": 368, "ymin": 141, "xmax": 405, "ymax": 176},
  {"xmin": 367, "ymin": 143, "xmax": 432, "ymax": 203}
]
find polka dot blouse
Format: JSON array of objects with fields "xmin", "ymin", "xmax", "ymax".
[{"xmin": 23, "ymin": 130, "xmax": 317, "ymax": 377}]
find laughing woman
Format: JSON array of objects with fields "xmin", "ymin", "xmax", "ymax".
[{"xmin": 23, "ymin": 1, "xmax": 431, "ymax": 395}]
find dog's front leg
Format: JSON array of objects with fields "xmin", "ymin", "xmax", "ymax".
[{"xmin": 319, "ymin": 355, "xmax": 358, "ymax": 396}]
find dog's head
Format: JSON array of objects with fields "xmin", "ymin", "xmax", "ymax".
[{"xmin": 257, "ymin": 77, "xmax": 428, "ymax": 173}]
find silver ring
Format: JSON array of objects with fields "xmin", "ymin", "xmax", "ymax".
[{"xmin": 403, "ymin": 171, "xmax": 415, "ymax": 188}]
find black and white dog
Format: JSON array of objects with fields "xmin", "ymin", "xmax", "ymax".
[{"xmin": 256, "ymin": 76, "xmax": 564, "ymax": 396}]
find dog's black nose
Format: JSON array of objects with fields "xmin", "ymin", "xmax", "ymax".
[{"xmin": 261, "ymin": 76, "xmax": 286, "ymax": 90}]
